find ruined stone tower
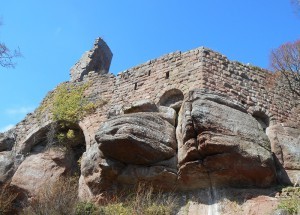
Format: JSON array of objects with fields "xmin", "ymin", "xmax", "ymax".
[{"xmin": 70, "ymin": 37, "xmax": 113, "ymax": 82}]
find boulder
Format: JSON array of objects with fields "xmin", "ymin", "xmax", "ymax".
[
  {"xmin": 267, "ymin": 123, "xmax": 300, "ymax": 185},
  {"xmin": 0, "ymin": 151, "xmax": 15, "ymax": 184},
  {"xmin": 96, "ymin": 113, "xmax": 177, "ymax": 165},
  {"xmin": 79, "ymin": 143, "xmax": 124, "ymax": 198},
  {"xmin": 0, "ymin": 132, "xmax": 15, "ymax": 152},
  {"xmin": 176, "ymin": 90, "xmax": 276, "ymax": 189},
  {"xmin": 117, "ymin": 156, "xmax": 178, "ymax": 189},
  {"xmin": 158, "ymin": 106, "xmax": 177, "ymax": 126},
  {"xmin": 10, "ymin": 148, "xmax": 76, "ymax": 196},
  {"xmin": 117, "ymin": 164, "xmax": 177, "ymax": 189},
  {"xmin": 80, "ymin": 112, "xmax": 179, "ymax": 196},
  {"xmin": 123, "ymin": 99, "xmax": 158, "ymax": 114}
]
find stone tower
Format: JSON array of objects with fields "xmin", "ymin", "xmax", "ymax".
[{"xmin": 70, "ymin": 37, "xmax": 113, "ymax": 82}]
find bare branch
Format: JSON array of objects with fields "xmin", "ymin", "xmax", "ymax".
[
  {"xmin": 291, "ymin": 0, "xmax": 300, "ymax": 14},
  {"xmin": 270, "ymin": 39, "xmax": 300, "ymax": 96},
  {"xmin": 0, "ymin": 20, "xmax": 22, "ymax": 68}
]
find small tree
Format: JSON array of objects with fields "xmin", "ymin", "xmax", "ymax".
[
  {"xmin": 0, "ymin": 20, "xmax": 21, "ymax": 68},
  {"xmin": 270, "ymin": 39, "xmax": 300, "ymax": 96}
]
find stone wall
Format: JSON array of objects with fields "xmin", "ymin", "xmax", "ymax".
[
  {"xmin": 2, "ymin": 39, "xmax": 300, "ymax": 153},
  {"xmin": 110, "ymin": 47, "xmax": 298, "ymax": 125}
]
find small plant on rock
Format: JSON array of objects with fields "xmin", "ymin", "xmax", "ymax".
[{"xmin": 278, "ymin": 187, "xmax": 300, "ymax": 215}]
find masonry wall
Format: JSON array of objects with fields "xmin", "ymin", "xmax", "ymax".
[
  {"xmin": 200, "ymin": 49, "xmax": 298, "ymax": 123},
  {"xmin": 111, "ymin": 48, "xmax": 205, "ymax": 108},
  {"xmin": 110, "ymin": 47, "xmax": 298, "ymax": 124},
  {"xmin": 6, "ymin": 45, "xmax": 300, "ymax": 153}
]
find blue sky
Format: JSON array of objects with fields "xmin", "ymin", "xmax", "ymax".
[{"xmin": 0, "ymin": 0, "xmax": 299, "ymax": 132}]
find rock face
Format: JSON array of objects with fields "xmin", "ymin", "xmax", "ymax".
[
  {"xmin": 0, "ymin": 131, "xmax": 15, "ymax": 152},
  {"xmin": 79, "ymin": 106, "xmax": 178, "ymax": 198},
  {"xmin": 96, "ymin": 113, "xmax": 177, "ymax": 165},
  {"xmin": 0, "ymin": 151, "xmax": 15, "ymax": 185},
  {"xmin": 176, "ymin": 90, "xmax": 276, "ymax": 189},
  {"xmin": 267, "ymin": 123, "xmax": 300, "ymax": 186},
  {"xmin": 79, "ymin": 93, "xmax": 279, "ymax": 198},
  {"xmin": 123, "ymin": 99, "xmax": 159, "ymax": 114},
  {"xmin": 10, "ymin": 148, "xmax": 77, "ymax": 196}
]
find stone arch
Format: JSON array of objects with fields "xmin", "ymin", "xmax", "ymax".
[
  {"xmin": 252, "ymin": 111, "xmax": 270, "ymax": 132},
  {"xmin": 20, "ymin": 120, "xmax": 87, "ymax": 174},
  {"xmin": 248, "ymin": 106, "xmax": 275, "ymax": 128},
  {"xmin": 158, "ymin": 88, "xmax": 184, "ymax": 112}
]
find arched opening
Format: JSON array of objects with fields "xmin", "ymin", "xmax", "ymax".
[
  {"xmin": 24, "ymin": 121, "xmax": 86, "ymax": 174},
  {"xmin": 252, "ymin": 111, "xmax": 270, "ymax": 132},
  {"xmin": 158, "ymin": 89, "xmax": 184, "ymax": 113}
]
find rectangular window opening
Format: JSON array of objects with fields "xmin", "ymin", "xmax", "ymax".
[
  {"xmin": 166, "ymin": 71, "xmax": 170, "ymax": 79},
  {"xmin": 134, "ymin": 82, "xmax": 137, "ymax": 90}
]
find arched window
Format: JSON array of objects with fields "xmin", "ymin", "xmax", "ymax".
[
  {"xmin": 158, "ymin": 89, "xmax": 184, "ymax": 112},
  {"xmin": 252, "ymin": 111, "xmax": 269, "ymax": 132}
]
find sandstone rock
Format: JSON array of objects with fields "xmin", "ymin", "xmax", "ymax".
[
  {"xmin": 272, "ymin": 209, "xmax": 289, "ymax": 215},
  {"xmin": 79, "ymin": 143, "xmax": 124, "ymax": 198},
  {"xmin": 0, "ymin": 151, "xmax": 15, "ymax": 184},
  {"xmin": 123, "ymin": 99, "xmax": 158, "ymax": 114},
  {"xmin": 117, "ymin": 156, "xmax": 177, "ymax": 189},
  {"xmin": 96, "ymin": 113, "xmax": 176, "ymax": 165},
  {"xmin": 158, "ymin": 106, "xmax": 177, "ymax": 126},
  {"xmin": 267, "ymin": 123, "xmax": 300, "ymax": 185},
  {"xmin": 117, "ymin": 164, "xmax": 177, "ymax": 189},
  {"xmin": 10, "ymin": 148, "xmax": 76, "ymax": 196},
  {"xmin": 177, "ymin": 90, "xmax": 276, "ymax": 189},
  {"xmin": 0, "ymin": 132, "xmax": 15, "ymax": 152}
]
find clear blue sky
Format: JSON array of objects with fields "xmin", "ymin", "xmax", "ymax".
[{"xmin": 0, "ymin": 0, "xmax": 299, "ymax": 132}]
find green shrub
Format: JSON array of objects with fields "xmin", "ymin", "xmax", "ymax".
[
  {"xmin": 278, "ymin": 196, "xmax": 300, "ymax": 214},
  {"xmin": 75, "ymin": 202, "xmax": 98, "ymax": 215},
  {"xmin": 144, "ymin": 203, "xmax": 173, "ymax": 215},
  {"xmin": 278, "ymin": 187, "xmax": 300, "ymax": 215},
  {"xmin": 52, "ymin": 83, "xmax": 95, "ymax": 123},
  {"xmin": 99, "ymin": 203, "xmax": 133, "ymax": 215}
]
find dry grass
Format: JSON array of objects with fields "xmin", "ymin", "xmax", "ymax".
[
  {"xmin": 75, "ymin": 183, "xmax": 178, "ymax": 215},
  {"xmin": 20, "ymin": 179, "xmax": 177, "ymax": 215},
  {"xmin": 0, "ymin": 184, "xmax": 18, "ymax": 215},
  {"xmin": 21, "ymin": 177, "xmax": 78, "ymax": 215},
  {"xmin": 95, "ymin": 183, "xmax": 178, "ymax": 215}
]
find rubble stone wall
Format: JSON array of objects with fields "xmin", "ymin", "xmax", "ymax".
[{"xmin": 4, "ymin": 41, "xmax": 300, "ymax": 152}]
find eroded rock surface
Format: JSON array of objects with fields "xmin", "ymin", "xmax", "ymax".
[
  {"xmin": 79, "ymin": 107, "xmax": 178, "ymax": 199},
  {"xmin": 0, "ymin": 131, "xmax": 15, "ymax": 152},
  {"xmin": 10, "ymin": 148, "xmax": 77, "ymax": 196},
  {"xmin": 0, "ymin": 151, "xmax": 15, "ymax": 185},
  {"xmin": 96, "ymin": 112, "xmax": 177, "ymax": 165},
  {"xmin": 176, "ymin": 90, "xmax": 276, "ymax": 189},
  {"xmin": 267, "ymin": 122, "xmax": 300, "ymax": 185}
]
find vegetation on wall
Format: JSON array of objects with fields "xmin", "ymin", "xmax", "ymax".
[
  {"xmin": 51, "ymin": 83, "xmax": 95, "ymax": 123},
  {"xmin": 36, "ymin": 81, "xmax": 106, "ymax": 147}
]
